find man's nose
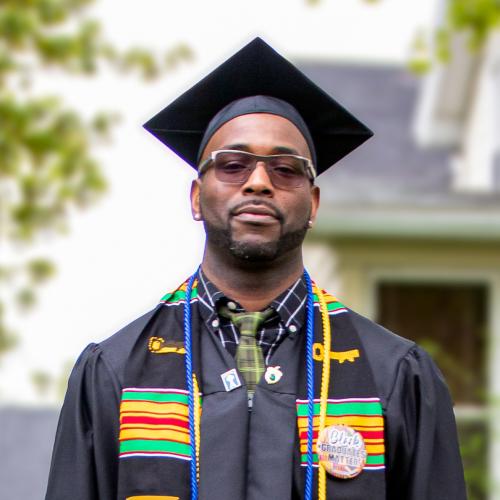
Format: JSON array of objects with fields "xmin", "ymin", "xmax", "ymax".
[{"xmin": 242, "ymin": 162, "xmax": 274, "ymax": 195}]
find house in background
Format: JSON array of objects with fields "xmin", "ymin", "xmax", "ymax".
[{"xmin": 304, "ymin": 31, "xmax": 500, "ymax": 500}]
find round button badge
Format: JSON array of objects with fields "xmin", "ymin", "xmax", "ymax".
[
  {"xmin": 316, "ymin": 425, "xmax": 367, "ymax": 479},
  {"xmin": 264, "ymin": 365, "xmax": 283, "ymax": 384}
]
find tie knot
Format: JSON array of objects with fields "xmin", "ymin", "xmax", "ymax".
[{"xmin": 218, "ymin": 306, "xmax": 275, "ymax": 336}]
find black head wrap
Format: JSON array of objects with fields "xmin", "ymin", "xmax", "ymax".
[{"xmin": 196, "ymin": 95, "xmax": 317, "ymax": 169}]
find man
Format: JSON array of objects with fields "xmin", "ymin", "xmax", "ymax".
[{"xmin": 46, "ymin": 38, "xmax": 466, "ymax": 500}]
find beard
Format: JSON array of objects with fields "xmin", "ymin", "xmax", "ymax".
[{"xmin": 203, "ymin": 218, "xmax": 309, "ymax": 263}]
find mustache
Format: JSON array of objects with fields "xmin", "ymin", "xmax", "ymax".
[{"xmin": 229, "ymin": 199, "xmax": 285, "ymax": 223}]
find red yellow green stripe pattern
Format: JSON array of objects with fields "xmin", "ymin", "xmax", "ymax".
[
  {"xmin": 119, "ymin": 388, "xmax": 196, "ymax": 461},
  {"xmin": 313, "ymin": 288, "xmax": 347, "ymax": 315},
  {"xmin": 160, "ymin": 279, "xmax": 348, "ymax": 317},
  {"xmin": 160, "ymin": 279, "xmax": 199, "ymax": 306},
  {"xmin": 296, "ymin": 397, "xmax": 385, "ymax": 470}
]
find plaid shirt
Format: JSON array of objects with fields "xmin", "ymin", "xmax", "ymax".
[{"xmin": 197, "ymin": 270, "xmax": 306, "ymax": 364}]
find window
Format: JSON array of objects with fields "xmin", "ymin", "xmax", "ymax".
[
  {"xmin": 377, "ymin": 282, "xmax": 487, "ymax": 403},
  {"xmin": 376, "ymin": 282, "xmax": 488, "ymax": 499}
]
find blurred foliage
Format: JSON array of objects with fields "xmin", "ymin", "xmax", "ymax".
[
  {"xmin": 0, "ymin": 300, "xmax": 17, "ymax": 353},
  {"xmin": 419, "ymin": 338, "xmax": 486, "ymax": 403},
  {"xmin": 414, "ymin": 338, "xmax": 489, "ymax": 497},
  {"xmin": 458, "ymin": 419, "xmax": 489, "ymax": 499},
  {"xmin": 30, "ymin": 359, "xmax": 72, "ymax": 400},
  {"xmin": 0, "ymin": 0, "xmax": 193, "ymax": 360},
  {"xmin": 449, "ymin": 0, "xmax": 500, "ymax": 48},
  {"xmin": 409, "ymin": 31, "xmax": 435, "ymax": 75},
  {"xmin": 410, "ymin": 0, "xmax": 500, "ymax": 73},
  {"xmin": 31, "ymin": 369, "xmax": 52, "ymax": 397},
  {"xmin": 305, "ymin": 0, "xmax": 500, "ymax": 72}
]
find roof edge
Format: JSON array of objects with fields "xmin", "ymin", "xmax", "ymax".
[{"xmin": 313, "ymin": 209, "xmax": 500, "ymax": 241}]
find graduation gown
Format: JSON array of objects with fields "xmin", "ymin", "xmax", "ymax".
[{"xmin": 45, "ymin": 298, "xmax": 466, "ymax": 500}]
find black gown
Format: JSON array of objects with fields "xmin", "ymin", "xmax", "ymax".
[{"xmin": 45, "ymin": 307, "xmax": 466, "ymax": 500}]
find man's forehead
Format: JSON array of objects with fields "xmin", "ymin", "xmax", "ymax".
[{"xmin": 202, "ymin": 113, "xmax": 311, "ymax": 158}]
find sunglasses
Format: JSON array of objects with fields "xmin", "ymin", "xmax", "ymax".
[{"xmin": 198, "ymin": 150, "xmax": 316, "ymax": 189}]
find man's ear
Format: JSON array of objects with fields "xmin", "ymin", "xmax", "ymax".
[
  {"xmin": 308, "ymin": 185, "xmax": 320, "ymax": 228},
  {"xmin": 190, "ymin": 179, "xmax": 203, "ymax": 221}
]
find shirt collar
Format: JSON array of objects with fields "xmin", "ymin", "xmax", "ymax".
[{"xmin": 197, "ymin": 268, "xmax": 307, "ymax": 333}]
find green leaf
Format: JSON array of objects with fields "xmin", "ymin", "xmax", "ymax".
[
  {"xmin": 448, "ymin": 0, "xmax": 500, "ymax": 48},
  {"xmin": 27, "ymin": 258, "xmax": 56, "ymax": 283},
  {"xmin": 0, "ymin": 322, "xmax": 18, "ymax": 355},
  {"xmin": 30, "ymin": 369, "xmax": 53, "ymax": 396},
  {"xmin": 15, "ymin": 287, "xmax": 37, "ymax": 310}
]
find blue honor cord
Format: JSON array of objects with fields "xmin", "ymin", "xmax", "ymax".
[
  {"xmin": 303, "ymin": 269, "xmax": 315, "ymax": 500},
  {"xmin": 184, "ymin": 271, "xmax": 198, "ymax": 500},
  {"xmin": 183, "ymin": 268, "xmax": 315, "ymax": 500}
]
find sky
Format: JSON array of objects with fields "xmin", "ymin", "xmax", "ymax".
[{"xmin": 2, "ymin": 0, "xmax": 437, "ymax": 404}]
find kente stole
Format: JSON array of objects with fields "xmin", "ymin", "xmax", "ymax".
[{"xmin": 117, "ymin": 278, "xmax": 386, "ymax": 500}]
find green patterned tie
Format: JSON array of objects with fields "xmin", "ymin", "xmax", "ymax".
[{"xmin": 219, "ymin": 305, "xmax": 275, "ymax": 398}]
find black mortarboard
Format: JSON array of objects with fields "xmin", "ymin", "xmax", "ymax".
[{"xmin": 143, "ymin": 37, "xmax": 373, "ymax": 176}]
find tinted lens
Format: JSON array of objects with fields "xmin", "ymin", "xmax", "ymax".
[
  {"xmin": 268, "ymin": 156, "xmax": 307, "ymax": 188},
  {"xmin": 212, "ymin": 151, "xmax": 309, "ymax": 188},
  {"xmin": 213, "ymin": 151, "xmax": 253, "ymax": 183}
]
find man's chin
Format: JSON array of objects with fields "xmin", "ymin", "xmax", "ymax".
[
  {"xmin": 229, "ymin": 239, "xmax": 280, "ymax": 262},
  {"xmin": 203, "ymin": 220, "xmax": 308, "ymax": 263}
]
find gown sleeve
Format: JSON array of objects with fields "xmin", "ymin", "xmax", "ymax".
[
  {"xmin": 385, "ymin": 345, "xmax": 467, "ymax": 500},
  {"xmin": 45, "ymin": 343, "xmax": 122, "ymax": 500}
]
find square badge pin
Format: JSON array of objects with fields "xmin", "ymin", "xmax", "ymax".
[{"xmin": 221, "ymin": 368, "xmax": 242, "ymax": 392}]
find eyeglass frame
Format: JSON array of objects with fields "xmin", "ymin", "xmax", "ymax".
[{"xmin": 197, "ymin": 149, "xmax": 317, "ymax": 186}]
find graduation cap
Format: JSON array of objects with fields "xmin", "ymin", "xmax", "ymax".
[{"xmin": 143, "ymin": 37, "xmax": 372, "ymax": 176}]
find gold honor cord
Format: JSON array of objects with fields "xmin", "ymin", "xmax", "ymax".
[
  {"xmin": 314, "ymin": 283, "xmax": 332, "ymax": 500},
  {"xmin": 193, "ymin": 374, "xmax": 201, "ymax": 484},
  {"xmin": 187, "ymin": 281, "xmax": 331, "ymax": 496}
]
